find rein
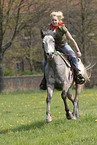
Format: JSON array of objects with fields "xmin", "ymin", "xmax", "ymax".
[{"xmin": 56, "ymin": 51, "xmax": 71, "ymax": 68}]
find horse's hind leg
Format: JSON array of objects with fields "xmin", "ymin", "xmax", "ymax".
[
  {"xmin": 61, "ymin": 90, "xmax": 73, "ymax": 119},
  {"xmin": 46, "ymin": 85, "xmax": 54, "ymax": 123},
  {"xmin": 73, "ymin": 85, "xmax": 82, "ymax": 119}
]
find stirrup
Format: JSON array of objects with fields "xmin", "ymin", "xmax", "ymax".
[
  {"xmin": 40, "ymin": 83, "xmax": 47, "ymax": 90},
  {"xmin": 39, "ymin": 78, "xmax": 47, "ymax": 90}
]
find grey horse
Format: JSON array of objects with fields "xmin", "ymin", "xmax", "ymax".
[{"xmin": 42, "ymin": 35, "xmax": 89, "ymax": 122}]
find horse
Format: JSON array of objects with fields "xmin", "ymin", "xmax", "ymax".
[{"xmin": 42, "ymin": 34, "xmax": 89, "ymax": 123}]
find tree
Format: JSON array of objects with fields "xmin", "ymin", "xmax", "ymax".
[
  {"xmin": 2, "ymin": 0, "xmax": 55, "ymax": 77},
  {"xmin": 0, "ymin": 0, "xmax": 27, "ymax": 91},
  {"xmin": 0, "ymin": 0, "xmax": 49, "ymax": 92},
  {"xmin": 67, "ymin": 0, "xmax": 97, "ymax": 64}
]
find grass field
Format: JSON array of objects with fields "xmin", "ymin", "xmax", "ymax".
[{"xmin": 0, "ymin": 88, "xmax": 97, "ymax": 145}]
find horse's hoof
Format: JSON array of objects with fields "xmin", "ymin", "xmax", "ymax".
[
  {"xmin": 66, "ymin": 111, "xmax": 74, "ymax": 120},
  {"xmin": 46, "ymin": 116, "xmax": 52, "ymax": 123},
  {"xmin": 72, "ymin": 116, "xmax": 77, "ymax": 120}
]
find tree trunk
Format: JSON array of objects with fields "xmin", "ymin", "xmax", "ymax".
[
  {"xmin": 0, "ymin": 55, "xmax": 4, "ymax": 92},
  {"xmin": 0, "ymin": 1, "xmax": 4, "ymax": 92},
  {"xmin": 80, "ymin": 0, "xmax": 87, "ymax": 64}
]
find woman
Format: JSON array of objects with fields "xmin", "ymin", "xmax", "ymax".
[{"xmin": 40, "ymin": 11, "xmax": 85, "ymax": 89}]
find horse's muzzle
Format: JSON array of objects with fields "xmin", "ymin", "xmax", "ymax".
[{"xmin": 47, "ymin": 53, "xmax": 54, "ymax": 60}]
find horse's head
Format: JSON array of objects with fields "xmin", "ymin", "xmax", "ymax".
[
  {"xmin": 43, "ymin": 35, "xmax": 55, "ymax": 55},
  {"xmin": 41, "ymin": 29, "xmax": 55, "ymax": 58}
]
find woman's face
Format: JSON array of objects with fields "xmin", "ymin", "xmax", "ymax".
[{"xmin": 51, "ymin": 16, "xmax": 59, "ymax": 26}]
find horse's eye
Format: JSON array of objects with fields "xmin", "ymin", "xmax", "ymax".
[{"xmin": 50, "ymin": 40, "xmax": 55, "ymax": 43}]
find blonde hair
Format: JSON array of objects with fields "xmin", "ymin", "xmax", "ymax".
[
  {"xmin": 50, "ymin": 11, "xmax": 57, "ymax": 17},
  {"xmin": 50, "ymin": 11, "xmax": 64, "ymax": 22},
  {"xmin": 57, "ymin": 11, "xmax": 64, "ymax": 22}
]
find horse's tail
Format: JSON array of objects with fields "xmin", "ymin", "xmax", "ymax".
[{"xmin": 78, "ymin": 58, "xmax": 90, "ymax": 82}]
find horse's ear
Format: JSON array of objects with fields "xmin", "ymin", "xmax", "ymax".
[{"xmin": 40, "ymin": 29, "xmax": 45, "ymax": 39}]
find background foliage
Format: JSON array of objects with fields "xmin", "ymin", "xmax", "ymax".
[
  {"xmin": 3, "ymin": 0, "xmax": 97, "ymax": 74},
  {"xmin": 0, "ymin": 0, "xmax": 96, "ymax": 91}
]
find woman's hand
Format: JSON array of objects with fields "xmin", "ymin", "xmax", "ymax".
[{"xmin": 77, "ymin": 51, "xmax": 82, "ymax": 57}]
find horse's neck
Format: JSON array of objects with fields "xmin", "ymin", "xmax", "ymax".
[
  {"xmin": 50, "ymin": 52, "xmax": 68, "ymax": 71},
  {"xmin": 53, "ymin": 51, "xmax": 71, "ymax": 68}
]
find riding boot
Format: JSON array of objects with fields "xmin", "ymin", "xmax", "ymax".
[
  {"xmin": 40, "ymin": 73, "xmax": 47, "ymax": 90},
  {"xmin": 73, "ymin": 68, "xmax": 85, "ymax": 84}
]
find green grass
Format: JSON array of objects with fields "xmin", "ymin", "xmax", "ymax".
[{"xmin": 0, "ymin": 89, "xmax": 97, "ymax": 145}]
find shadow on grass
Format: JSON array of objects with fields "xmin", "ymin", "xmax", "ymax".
[{"xmin": 0, "ymin": 120, "xmax": 46, "ymax": 134}]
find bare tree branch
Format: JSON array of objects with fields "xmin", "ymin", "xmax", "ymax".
[
  {"xmin": 3, "ymin": 0, "xmax": 14, "ymax": 35},
  {"xmin": 2, "ymin": 0, "xmax": 25, "ymax": 55}
]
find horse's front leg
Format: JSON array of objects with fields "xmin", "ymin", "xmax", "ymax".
[
  {"xmin": 46, "ymin": 85, "xmax": 54, "ymax": 123},
  {"xmin": 73, "ymin": 85, "xmax": 82, "ymax": 119},
  {"xmin": 61, "ymin": 90, "xmax": 73, "ymax": 119}
]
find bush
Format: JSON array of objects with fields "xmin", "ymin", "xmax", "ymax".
[
  {"xmin": 4, "ymin": 68, "xmax": 14, "ymax": 76},
  {"xmin": 18, "ymin": 70, "xmax": 43, "ymax": 75}
]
